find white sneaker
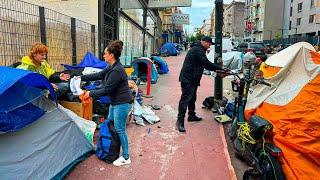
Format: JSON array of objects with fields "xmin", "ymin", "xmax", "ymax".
[{"xmin": 113, "ymin": 156, "xmax": 131, "ymax": 167}]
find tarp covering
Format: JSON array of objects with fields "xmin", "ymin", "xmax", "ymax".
[
  {"xmin": 151, "ymin": 56, "xmax": 169, "ymax": 74},
  {"xmin": 244, "ymin": 42, "xmax": 320, "ymax": 179},
  {"xmin": 207, "ymin": 50, "xmax": 244, "ymax": 72},
  {"xmin": 160, "ymin": 42, "xmax": 178, "ymax": 56},
  {"xmin": 131, "ymin": 57, "xmax": 159, "ymax": 84},
  {"xmin": 63, "ymin": 52, "xmax": 108, "ymax": 70}
]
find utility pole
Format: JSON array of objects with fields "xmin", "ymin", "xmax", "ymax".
[{"xmin": 214, "ymin": 0, "xmax": 223, "ymax": 101}]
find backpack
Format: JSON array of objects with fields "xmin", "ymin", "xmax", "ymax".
[{"xmin": 96, "ymin": 119, "xmax": 120, "ymax": 163}]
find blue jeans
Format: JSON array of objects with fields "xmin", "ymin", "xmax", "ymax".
[{"xmin": 108, "ymin": 103, "xmax": 132, "ymax": 159}]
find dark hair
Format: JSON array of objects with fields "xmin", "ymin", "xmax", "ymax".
[{"xmin": 106, "ymin": 40, "xmax": 123, "ymax": 59}]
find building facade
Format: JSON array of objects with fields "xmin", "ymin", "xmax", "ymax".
[
  {"xmin": 244, "ymin": 0, "xmax": 285, "ymax": 41},
  {"xmin": 286, "ymin": 0, "xmax": 319, "ymax": 38},
  {"xmin": 210, "ymin": 10, "xmax": 215, "ymax": 36},
  {"xmin": 211, "ymin": 4, "xmax": 229, "ymax": 37},
  {"xmin": 223, "ymin": 1, "xmax": 245, "ymax": 42},
  {"xmin": 159, "ymin": 7, "xmax": 185, "ymax": 43},
  {"xmin": 26, "ymin": 0, "xmax": 164, "ymax": 64},
  {"xmin": 24, "ymin": 0, "xmax": 99, "ymax": 25},
  {"xmin": 200, "ymin": 19, "xmax": 212, "ymax": 36}
]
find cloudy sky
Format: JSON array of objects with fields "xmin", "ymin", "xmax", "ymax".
[{"xmin": 181, "ymin": 0, "xmax": 235, "ymax": 33}]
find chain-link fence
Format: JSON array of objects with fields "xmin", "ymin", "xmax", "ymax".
[
  {"xmin": 0, "ymin": 0, "xmax": 40, "ymax": 67},
  {"xmin": 0, "ymin": 0, "xmax": 97, "ymax": 71}
]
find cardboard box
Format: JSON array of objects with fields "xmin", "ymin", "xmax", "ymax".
[{"xmin": 60, "ymin": 100, "xmax": 92, "ymax": 120}]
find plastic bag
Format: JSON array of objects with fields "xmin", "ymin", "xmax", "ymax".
[{"xmin": 59, "ymin": 105, "xmax": 96, "ymax": 144}]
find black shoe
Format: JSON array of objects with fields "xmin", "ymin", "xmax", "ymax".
[
  {"xmin": 176, "ymin": 121, "xmax": 186, "ymax": 132},
  {"xmin": 188, "ymin": 115, "xmax": 202, "ymax": 122}
]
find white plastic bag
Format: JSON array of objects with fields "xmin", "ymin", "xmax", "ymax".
[
  {"xmin": 70, "ymin": 76, "xmax": 83, "ymax": 96},
  {"xmin": 59, "ymin": 105, "xmax": 96, "ymax": 144}
]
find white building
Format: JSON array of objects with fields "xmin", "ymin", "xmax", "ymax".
[
  {"xmin": 285, "ymin": 0, "xmax": 319, "ymax": 39},
  {"xmin": 24, "ymin": 0, "xmax": 98, "ymax": 25},
  {"xmin": 244, "ymin": 0, "xmax": 285, "ymax": 41}
]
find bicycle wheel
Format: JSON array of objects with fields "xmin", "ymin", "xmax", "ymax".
[{"xmin": 258, "ymin": 151, "xmax": 285, "ymax": 180}]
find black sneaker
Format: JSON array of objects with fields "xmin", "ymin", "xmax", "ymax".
[{"xmin": 188, "ymin": 115, "xmax": 202, "ymax": 122}]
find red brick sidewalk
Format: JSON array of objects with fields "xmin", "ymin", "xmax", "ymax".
[{"xmin": 66, "ymin": 52, "xmax": 236, "ymax": 180}]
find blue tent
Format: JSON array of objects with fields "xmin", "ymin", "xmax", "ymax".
[
  {"xmin": 131, "ymin": 57, "xmax": 159, "ymax": 84},
  {"xmin": 0, "ymin": 66, "xmax": 56, "ymax": 133},
  {"xmin": 151, "ymin": 56, "xmax": 169, "ymax": 74},
  {"xmin": 0, "ymin": 66, "xmax": 93, "ymax": 179},
  {"xmin": 63, "ymin": 52, "xmax": 108, "ymax": 70},
  {"xmin": 160, "ymin": 42, "xmax": 178, "ymax": 56}
]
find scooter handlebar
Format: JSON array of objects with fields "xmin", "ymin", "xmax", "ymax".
[{"xmin": 254, "ymin": 79, "xmax": 271, "ymax": 87}]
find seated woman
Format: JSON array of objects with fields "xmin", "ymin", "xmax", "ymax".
[{"xmin": 17, "ymin": 42, "xmax": 70, "ymax": 97}]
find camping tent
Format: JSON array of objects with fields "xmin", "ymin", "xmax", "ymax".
[
  {"xmin": 150, "ymin": 56, "xmax": 169, "ymax": 74},
  {"xmin": 131, "ymin": 57, "xmax": 159, "ymax": 84},
  {"xmin": 0, "ymin": 67, "xmax": 93, "ymax": 179},
  {"xmin": 160, "ymin": 42, "xmax": 179, "ymax": 56},
  {"xmin": 244, "ymin": 42, "xmax": 320, "ymax": 179},
  {"xmin": 63, "ymin": 52, "xmax": 108, "ymax": 70}
]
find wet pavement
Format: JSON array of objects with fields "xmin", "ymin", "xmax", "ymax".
[{"xmin": 66, "ymin": 52, "xmax": 236, "ymax": 180}]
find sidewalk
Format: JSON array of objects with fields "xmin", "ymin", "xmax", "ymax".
[{"xmin": 66, "ymin": 52, "xmax": 236, "ymax": 180}]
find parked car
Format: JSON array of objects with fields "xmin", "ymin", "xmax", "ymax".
[
  {"xmin": 264, "ymin": 44, "xmax": 273, "ymax": 54},
  {"xmin": 275, "ymin": 44, "xmax": 292, "ymax": 52},
  {"xmin": 237, "ymin": 42, "xmax": 268, "ymax": 61}
]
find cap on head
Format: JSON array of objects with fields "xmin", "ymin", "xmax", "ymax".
[{"xmin": 201, "ymin": 36, "xmax": 214, "ymax": 45}]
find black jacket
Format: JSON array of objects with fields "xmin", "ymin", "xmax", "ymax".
[
  {"xmin": 81, "ymin": 61, "xmax": 132, "ymax": 105},
  {"xmin": 179, "ymin": 42, "xmax": 223, "ymax": 86}
]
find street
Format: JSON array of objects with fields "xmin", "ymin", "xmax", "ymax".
[{"xmin": 66, "ymin": 52, "xmax": 236, "ymax": 180}]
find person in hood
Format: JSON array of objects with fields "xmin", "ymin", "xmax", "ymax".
[
  {"xmin": 17, "ymin": 42, "xmax": 70, "ymax": 91},
  {"xmin": 177, "ymin": 36, "xmax": 229, "ymax": 132}
]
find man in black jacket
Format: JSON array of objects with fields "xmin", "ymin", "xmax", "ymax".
[{"xmin": 176, "ymin": 36, "xmax": 226, "ymax": 132}]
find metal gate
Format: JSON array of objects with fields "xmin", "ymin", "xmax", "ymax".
[{"xmin": 98, "ymin": 0, "xmax": 119, "ymax": 58}]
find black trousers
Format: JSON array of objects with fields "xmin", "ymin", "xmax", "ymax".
[{"xmin": 177, "ymin": 82, "xmax": 198, "ymax": 122}]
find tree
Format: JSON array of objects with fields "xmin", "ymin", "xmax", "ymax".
[
  {"xmin": 275, "ymin": 32, "xmax": 281, "ymax": 40},
  {"xmin": 187, "ymin": 30, "xmax": 204, "ymax": 43}
]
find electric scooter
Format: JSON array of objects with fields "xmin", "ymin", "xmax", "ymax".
[{"xmin": 217, "ymin": 59, "xmax": 286, "ymax": 180}]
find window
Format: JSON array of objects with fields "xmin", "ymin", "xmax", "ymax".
[
  {"xmin": 297, "ymin": 18, "xmax": 301, "ymax": 26},
  {"xmin": 298, "ymin": 3, "xmax": 303, "ymax": 13},
  {"xmin": 309, "ymin": 14, "xmax": 315, "ymax": 23},
  {"xmin": 311, "ymin": 0, "xmax": 315, "ymax": 9},
  {"xmin": 289, "ymin": 21, "xmax": 292, "ymax": 30},
  {"xmin": 290, "ymin": 7, "xmax": 293, "ymax": 16}
]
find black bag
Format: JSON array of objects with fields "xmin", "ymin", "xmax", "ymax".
[
  {"xmin": 93, "ymin": 100, "xmax": 110, "ymax": 118},
  {"xmin": 96, "ymin": 119, "xmax": 120, "ymax": 163},
  {"xmin": 202, "ymin": 96, "xmax": 215, "ymax": 109}
]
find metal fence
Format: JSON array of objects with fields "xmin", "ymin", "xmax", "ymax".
[
  {"xmin": 0, "ymin": 0, "xmax": 97, "ymax": 71},
  {"xmin": 263, "ymin": 36, "xmax": 320, "ymax": 46}
]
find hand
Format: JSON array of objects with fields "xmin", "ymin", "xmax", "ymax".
[
  {"xmin": 82, "ymin": 91, "xmax": 91, "ymax": 100},
  {"xmin": 216, "ymin": 68, "xmax": 231, "ymax": 78},
  {"xmin": 60, "ymin": 73, "xmax": 70, "ymax": 81},
  {"xmin": 51, "ymin": 83, "xmax": 58, "ymax": 91}
]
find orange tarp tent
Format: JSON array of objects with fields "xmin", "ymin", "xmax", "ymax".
[{"xmin": 245, "ymin": 42, "xmax": 320, "ymax": 179}]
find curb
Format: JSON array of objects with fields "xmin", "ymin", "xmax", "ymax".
[{"xmin": 219, "ymin": 124, "xmax": 237, "ymax": 180}]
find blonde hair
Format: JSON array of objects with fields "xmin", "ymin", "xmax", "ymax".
[{"xmin": 28, "ymin": 42, "xmax": 48, "ymax": 59}]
